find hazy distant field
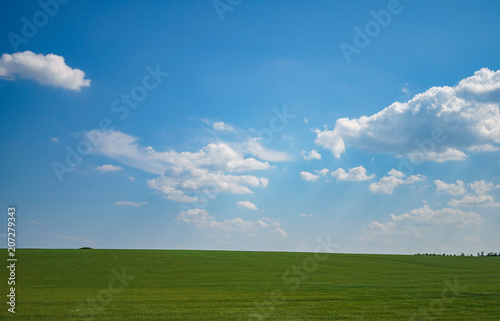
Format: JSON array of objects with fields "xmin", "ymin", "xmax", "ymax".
[{"xmin": 2, "ymin": 249, "xmax": 499, "ymax": 320}]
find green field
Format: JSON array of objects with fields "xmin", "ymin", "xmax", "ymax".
[{"xmin": 2, "ymin": 249, "xmax": 499, "ymax": 320}]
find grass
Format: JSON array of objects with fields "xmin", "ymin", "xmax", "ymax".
[{"xmin": 1, "ymin": 249, "xmax": 499, "ymax": 320}]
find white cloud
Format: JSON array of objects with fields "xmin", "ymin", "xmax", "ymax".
[
  {"xmin": 244, "ymin": 138, "xmax": 290, "ymax": 161},
  {"xmin": 444, "ymin": 180, "xmax": 500, "ymax": 207},
  {"xmin": 331, "ymin": 165, "xmax": 374, "ymax": 181},
  {"xmin": 368, "ymin": 169, "xmax": 425, "ymax": 194},
  {"xmin": 85, "ymin": 130, "xmax": 167, "ymax": 175},
  {"xmin": 236, "ymin": 200, "xmax": 258, "ymax": 211},
  {"xmin": 148, "ymin": 141, "xmax": 271, "ymax": 173},
  {"xmin": 128, "ymin": 176, "xmax": 136, "ymax": 182},
  {"xmin": 301, "ymin": 149, "xmax": 321, "ymax": 160},
  {"xmin": 389, "ymin": 205, "xmax": 482, "ymax": 226},
  {"xmin": 315, "ymin": 68, "xmax": 500, "ymax": 161},
  {"xmin": 148, "ymin": 169, "xmax": 268, "ymax": 203},
  {"xmin": 88, "ymin": 130, "xmax": 274, "ymax": 203},
  {"xmin": 213, "ymin": 121, "xmax": 235, "ymax": 132},
  {"xmin": 303, "ymin": 117, "xmax": 309, "ymax": 124},
  {"xmin": 448, "ymin": 195, "xmax": 500, "ymax": 207},
  {"xmin": 49, "ymin": 137, "xmax": 59, "ymax": 142},
  {"xmin": 359, "ymin": 205, "xmax": 482, "ymax": 243},
  {"xmin": 147, "ymin": 144, "xmax": 270, "ymax": 202},
  {"xmin": 411, "ymin": 148, "xmax": 468, "ymax": 163},
  {"xmin": 468, "ymin": 180, "xmax": 495, "ymax": 195},
  {"xmin": 115, "ymin": 201, "xmax": 148, "ymax": 207},
  {"xmin": 176, "ymin": 208, "xmax": 287, "ymax": 238},
  {"xmin": 299, "ymin": 213, "xmax": 313, "ymax": 217},
  {"xmin": 434, "ymin": 180, "xmax": 467, "ymax": 196},
  {"xmin": 268, "ymin": 227, "xmax": 288, "ymax": 239},
  {"xmin": 95, "ymin": 164, "xmax": 123, "ymax": 172},
  {"xmin": 0, "ymin": 51, "xmax": 90, "ymax": 90},
  {"xmin": 400, "ymin": 83, "xmax": 409, "ymax": 93},
  {"xmin": 316, "ymin": 168, "xmax": 329, "ymax": 177},
  {"xmin": 300, "ymin": 171, "xmax": 320, "ymax": 182}
]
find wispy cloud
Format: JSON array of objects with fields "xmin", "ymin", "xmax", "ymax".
[
  {"xmin": 177, "ymin": 208, "xmax": 287, "ymax": 238},
  {"xmin": 245, "ymin": 138, "xmax": 290, "ymax": 161},
  {"xmin": 85, "ymin": 130, "xmax": 167, "ymax": 175},
  {"xmin": 115, "ymin": 201, "xmax": 148, "ymax": 207},
  {"xmin": 95, "ymin": 164, "xmax": 123, "ymax": 172}
]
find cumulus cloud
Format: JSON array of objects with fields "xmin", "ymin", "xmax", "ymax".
[
  {"xmin": 0, "ymin": 51, "xmax": 90, "ymax": 90},
  {"xmin": 468, "ymin": 180, "xmax": 495, "ymax": 195},
  {"xmin": 176, "ymin": 208, "xmax": 287, "ymax": 238},
  {"xmin": 368, "ymin": 169, "xmax": 425, "ymax": 194},
  {"xmin": 213, "ymin": 121, "xmax": 235, "ymax": 132},
  {"xmin": 315, "ymin": 68, "xmax": 500, "ymax": 162},
  {"xmin": 434, "ymin": 180, "xmax": 467, "ymax": 196},
  {"xmin": 236, "ymin": 200, "xmax": 258, "ymax": 211},
  {"xmin": 446, "ymin": 180, "xmax": 500, "ymax": 207},
  {"xmin": 115, "ymin": 201, "xmax": 148, "ymax": 207},
  {"xmin": 301, "ymin": 149, "xmax": 321, "ymax": 160},
  {"xmin": 300, "ymin": 171, "xmax": 320, "ymax": 182},
  {"xmin": 359, "ymin": 205, "xmax": 482, "ymax": 243},
  {"xmin": 147, "ymin": 141, "xmax": 271, "ymax": 173},
  {"xmin": 331, "ymin": 165, "xmax": 374, "ymax": 181},
  {"xmin": 148, "ymin": 169, "xmax": 268, "ymax": 203},
  {"xmin": 95, "ymin": 164, "xmax": 123, "ymax": 172},
  {"xmin": 86, "ymin": 130, "xmax": 273, "ymax": 203}
]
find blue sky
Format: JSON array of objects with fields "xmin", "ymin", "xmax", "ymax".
[{"xmin": 1, "ymin": 0, "xmax": 499, "ymax": 254}]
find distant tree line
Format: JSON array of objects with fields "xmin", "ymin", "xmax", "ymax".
[{"xmin": 415, "ymin": 251, "xmax": 499, "ymax": 257}]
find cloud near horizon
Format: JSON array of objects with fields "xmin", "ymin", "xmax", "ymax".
[
  {"xmin": 314, "ymin": 68, "xmax": 500, "ymax": 162},
  {"xmin": 359, "ymin": 205, "xmax": 482, "ymax": 244},
  {"xmin": 0, "ymin": 51, "xmax": 90, "ymax": 90},
  {"xmin": 176, "ymin": 208, "xmax": 287, "ymax": 239}
]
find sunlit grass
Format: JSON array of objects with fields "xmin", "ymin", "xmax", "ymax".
[{"xmin": 2, "ymin": 249, "xmax": 499, "ymax": 320}]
